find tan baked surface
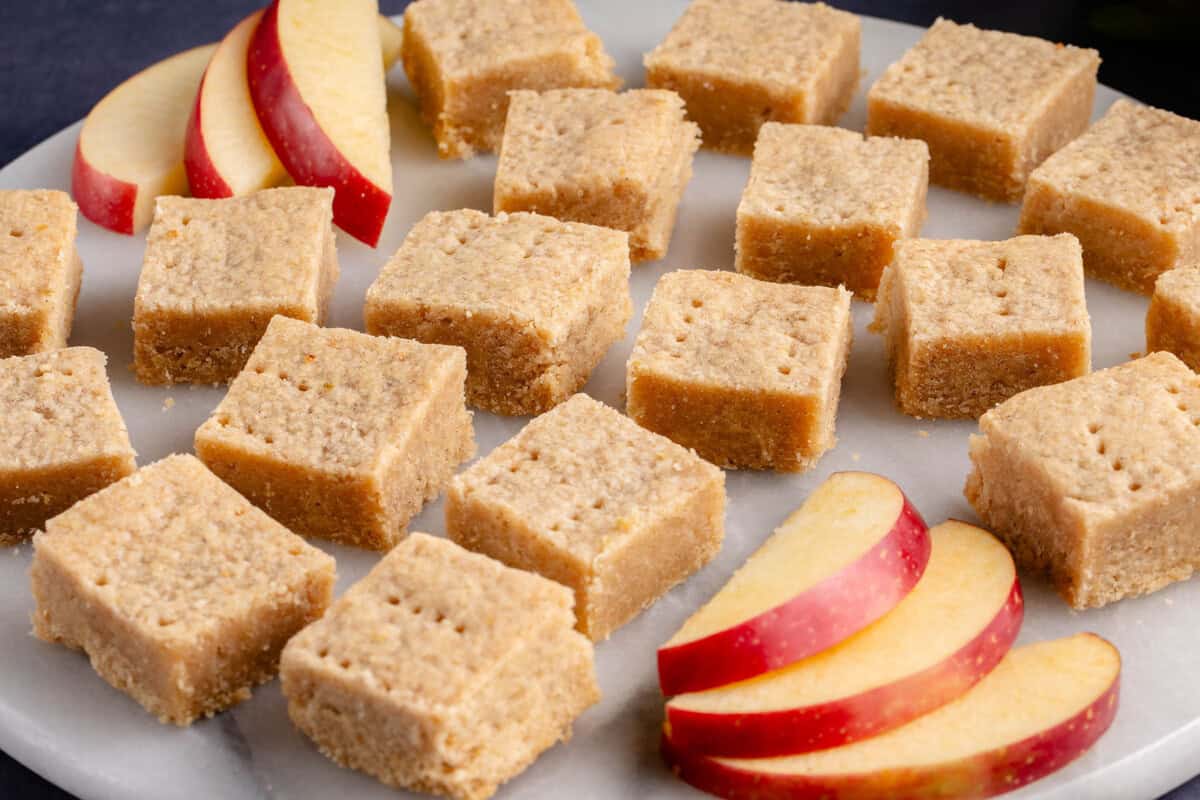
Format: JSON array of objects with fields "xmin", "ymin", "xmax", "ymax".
[
  {"xmin": 365, "ymin": 209, "xmax": 631, "ymax": 415},
  {"xmin": 741, "ymin": 124, "xmax": 928, "ymax": 228},
  {"xmin": 452, "ymin": 394, "xmax": 721, "ymax": 565},
  {"xmin": 448, "ymin": 394, "xmax": 724, "ymax": 639},
  {"xmin": 978, "ymin": 353, "xmax": 1200, "ymax": 506},
  {"xmin": 879, "ymin": 235, "xmax": 1090, "ymax": 339},
  {"xmin": 644, "ymin": 0, "xmax": 858, "ymax": 89},
  {"xmin": 367, "ymin": 210, "xmax": 628, "ymax": 340},
  {"xmin": 0, "ymin": 189, "xmax": 81, "ymax": 356},
  {"xmin": 873, "ymin": 235, "xmax": 1091, "ymax": 418},
  {"xmin": 36, "ymin": 454, "xmax": 332, "ymax": 639},
  {"xmin": 1025, "ymin": 100, "xmax": 1200, "ymax": 231},
  {"xmin": 135, "ymin": 187, "xmax": 336, "ymax": 313},
  {"xmin": 493, "ymin": 89, "xmax": 699, "ymax": 261},
  {"xmin": 496, "ymin": 89, "xmax": 688, "ymax": 196},
  {"xmin": 0, "ymin": 189, "xmax": 77, "ymax": 313},
  {"xmin": 869, "ymin": 18, "xmax": 1099, "ymax": 130},
  {"xmin": 404, "ymin": 0, "xmax": 609, "ymax": 79},
  {"xmin": 0, "ymin": 347, "xmax": 134, "ymax": 471},
  {"xmin": 197, "ymin": 316, "xmax": 465, "ymax": 475},
  {"xmin": 286, "ymin": 532, "xmax": 576, "ymax": 707},
  {"xmin": 31, "ymin": 455, "xmax": 336, "ymax": 723},
  {"xmin": 630, "ymin": 270, "xmax": 852, "ymax": 395},
  {"xmin": 967, "ymin": 353, "xmax": 1200, "ymax": 607},
  {"xmin": 281, "ymin": 533, "xmax": 598, "ymax": 799},
  {"xmin": 1148, "ymin": 267, "xmax": 1200, "ymax": 370}
]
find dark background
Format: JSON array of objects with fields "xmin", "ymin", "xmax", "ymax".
[{"xmin": 1, "ymin": 0, "xmax": 1197, "ymax": 797}]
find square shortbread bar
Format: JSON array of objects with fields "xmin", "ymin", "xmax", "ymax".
[
  {"xmin": 402, "ymin": 0, "xmax": 619, "ymax": 159},
  {"xmin": 644, "ymin": 0, "xmax": 860, "ymax": 155},
  {"xmin": 0, "ymin": 190, "xmax": 82, "ymax": 358},
  {"xmin": 735, "ymin": 124, "xmax": 928, "ymax": 300},
  {"xmin": 872, "ymin": 234, "xmax": 1091, "ymax": 419},
  {"xmin": 867, "ymin": 19, "xmax": 1099, "ymax": 202},
  {"xmin": 364, "ymin": 209, "xmax": 631, "ymax": 415},
  {"xmin": 493, "ymin": 89, "xmax": 700, "ymax": 262},
  {"xmin": 1018, "ymin": 100, "xmax": 1200, "ymax": 294},
  {"xmin": 446, "ymin": 394, "xmax": 725, "ymax": 640},
  {"xmin": 31, "ymin": 454, "xmax": 335, "ymax": 724},
  {"xmin": 194, "ymin": 316, "xmax": 474, "ymax": 551},
  {"xmin": 966, "ymin": 352, "xmax": 1200, "ymax": 608},
  {"xmin": 0, "ymin": 347, "xmax": 135, "ymax": 545},
  {"xmin": 1147, "ymin": 267, "xmax": 1200, "ymax": 371},
  {"xmin": 627, "ymin": 270, "xmax": 852, "ymax": 471},
  {"xmin": 133, "ymin": 187, "xmax": 339, "ymax": 385},
  {"xmin": 281, "ymin": 533, "xmax": 598, "ymax": 800}
]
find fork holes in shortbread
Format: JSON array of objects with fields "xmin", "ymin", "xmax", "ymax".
[
  {"xmin": 8, "ymin": 229, "xmax": 21, "ymax": 238},
  {"xmin": 387, "ymin": 596, "xmax": 399, "ymax": 606},
  {"xmin": 1087, "ymin": 423, "xmax": 1100, "ymax": 434},
  {"xmin": 779, "ymin": 366, "xmax": 791, "ymax": 375},
  {"xmin": 691, "ymin": 299, "xmax": 703, "ymax": 308},
  {"xmin": 1097, "ymin": 442, "xmax": 1106, "ymax": 455},
  {"xmin": 1129, "ymin": 482, "xmax": 1142, "ymax": 492},
  {"xmin": 1112, "ymin": 459, "xmax": 1124, "ymax": 471}
]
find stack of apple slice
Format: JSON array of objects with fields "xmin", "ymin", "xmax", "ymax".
[
  {"xmin": 659, "ymin": 472, "xmax": 1120, "ymax": 800},
  {"xmin": 72, "ymin": 0, "xmax": 402, "ymax": 245}
]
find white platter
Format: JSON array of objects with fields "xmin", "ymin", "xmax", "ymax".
[{"xmin": 0, "ymin": 3, "xmax": 1196, "ymax": 799}]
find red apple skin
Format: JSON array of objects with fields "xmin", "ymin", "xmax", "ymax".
[
  {"xmin": 246, "ymin": 1, "xmax": 390, "ymax": 246},
  {"xmin": 71, "ymin": 140, "xmax": 137, "ymax": 235},
  {"xmin": 183, "ymin": 74, "xmax": 235, "ymax": 200},
  {"xmin": 183, "ymin": 73, "xmax": 236, "ymax": 199},
  {"xmin": 658, "ymin": 499, "xmax": 930, "ymax": 697},
  {"xmin": 661, "ymin": 678, "xmax": 1119, "ymax": 800},
  {"xmin": 666, "ymin": 580, "xmax": 1024, "ymax": 758}
]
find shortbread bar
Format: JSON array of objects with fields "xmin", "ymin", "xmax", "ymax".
[
  {"xmin": 133, "ymin": 187, "xmax": 339, "ymax": 385},
  {"xmin": 628, "ymin": 270, "xmax": 852, "ymax": 471},
  {"xmin": 365, "ymin": 209, "xmax": 631, "ymax": 415},
  {"xmin": 32, "ymin": 454, "xmax": 335, "ymax": 724},
  {"xmin": 0, "ymin": 347, "xmax": 135, "ymax": 544},
  {"xmin": 281, "ymin": 533, "xmax": 598, "ymax": 800},
  {"xmin": 966, "ymin": 352, "xmax": 1200, "ymax": 608},
  {"xmin": 194, "ymin": 316, "xmax": 474, "ymax": 550},
  {"xmin": 735, "ymin": 124, "xmax": 928, "ymax": 299},
  {"xmin": 402, "ymin": 0, "xmax": 619, "ymax": 159},
  {"xmin": 873, "ymin": 235, "xmax": 1091, "ymax": 419},
  {"xmin": 867, "ymin": 19, "xmax": 1099, "ymax": 201},
  {"xmin": 644, "ymin": 0, "xmax": 860, "ymax": 155},
  {"xmin": 0, "ymin": 190, "xmax": 82, "ymax": 357},
  {"xmin": 1018, "ymin": 100, "xmax": 1200, "ymax": 293},
  {"xmin": 446, "ymin": 394, "xmax": 725, "ymax": 640},
  {"xmin": 1147, "ymin": 267, "xmax": 1200, "ymax": 371},
  {"xmin": 493, "ymin": 89, "xmax": 700, "ymax": 262}
]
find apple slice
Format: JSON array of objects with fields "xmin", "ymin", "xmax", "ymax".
[
  {"xmin": 663, "ymin": 634, "xmax": 1120, "ymax": 800},
  {"xmin": 72, "ymin": 44, "xmax": 216, "ymax": 234},
  {"xmin": 666, "ymin": 521, "xmax": 1023, "ymax": 758},
  {"xmin": 658, "ymin": 472, "xmax": 930, "ymax": 697},
  {"xmin": 378, "ymin": 14, "xmax": 403, "ymax": 71},
  {"xmin": 185, "ymin": 12, "xmax": 404, "ymax": 199},
  {"xmin": 247, "ymin": 0, "xmax": 392, "ymax": 246}
]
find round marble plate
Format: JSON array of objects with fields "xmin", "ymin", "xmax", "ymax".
[{"xmin": 0, "ymin": 3, "xmax": 1195, "ymax": 799}]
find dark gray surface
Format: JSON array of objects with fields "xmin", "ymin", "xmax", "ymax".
[{"xmin": 0, "ymin": 1, "xmax": 1196, "ymax": 798}]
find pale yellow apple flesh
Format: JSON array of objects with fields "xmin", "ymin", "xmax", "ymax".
[
  {"xmin": 666, "ymin": 521, "xmax": 1023, "ymax": 757},
  {"xmin": 658, "ymin": 472, "xmax": 930, "ymax": 695},
  {"xmin": 186, "ymin": 12, "xmax": 404, "ymax": 199},
  {"xmin": 72, "ymin": 44, "xmax": 216, "ymax": 234},
  {"xmin": 664, "ymin": 634, "xmax": 1120, "ymax": 799}
]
